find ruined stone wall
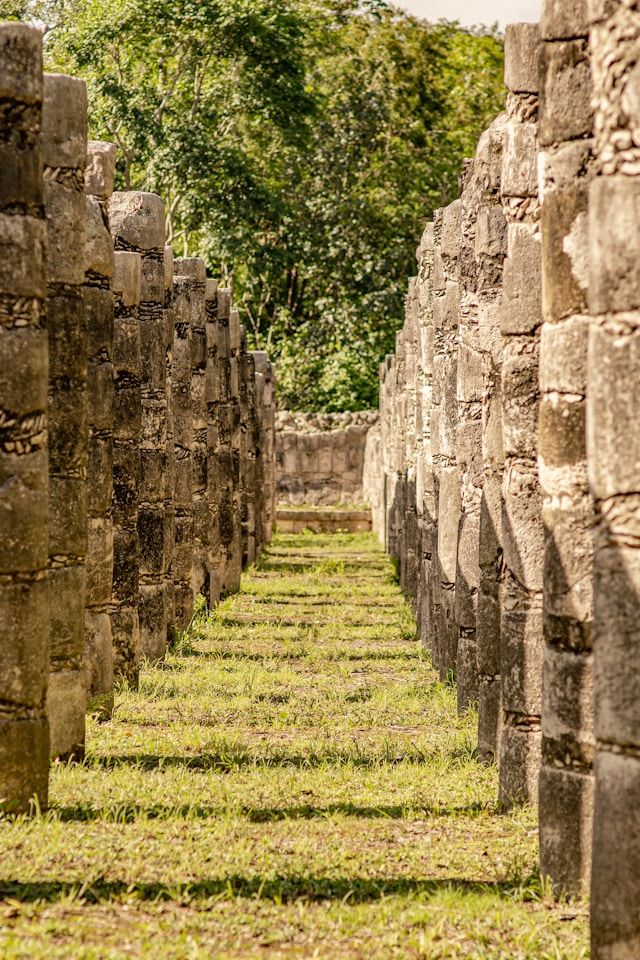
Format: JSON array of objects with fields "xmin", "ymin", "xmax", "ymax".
[
  {"xmin": 276, "ymin": 410, "xmax": 378, "ymax": 506},
  {"xmin": 0, "ymin": 30, "xmax": 276, "ymax": 814},
  {"xmin": 369, "ymin": 9, "xmax": 640, "ymax": 951}
]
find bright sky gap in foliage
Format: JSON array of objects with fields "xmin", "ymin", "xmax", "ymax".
[{"xmin": 394, "ymin": 0, "xmax": 542, "ymax": 28}]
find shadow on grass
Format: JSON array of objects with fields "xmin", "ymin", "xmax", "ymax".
[
  {"xmin": 50, "ymin": 800, "xmax": 492, "ymax": 824},
  {"xmin": 0, "ymin": 872, "xmax": 540, "ymax": 905},
  {"xmin": 83, "ymin": 744, "xmax": 476, "ymax": 773},
  {"xmin": 157, "ymin": 649, "xmax": 418, "ymax": 666}
]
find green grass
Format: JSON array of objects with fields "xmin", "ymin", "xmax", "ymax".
[{"xmin": 0, "ymin": 532, "xmax": 589, "ymax": 959}]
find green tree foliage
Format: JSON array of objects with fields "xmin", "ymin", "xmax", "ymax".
[{"xmin": 16, "ymin": 0, "xmax": 504, "ymax": 410}]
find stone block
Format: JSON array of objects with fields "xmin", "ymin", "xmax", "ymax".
[
  {"xmin": 0, "ymin": 213, "xmax": 46, "ymax": 299},
  {"xmin": 0, "ymin": 717, "xmax": 49, "ymax": 814},
  {"xmin": 113, "ymin": 251, "xmax": 142, "ymax": 307},
  {"xmin": 504, "ymin": 23, "xmax": 541, "ymax": 94},
  {"xmin": 85, "ymin": 140, "xmax": 116, "ymax": 200},
  {"xmin": 49, "ymin": 564, "xmax": 86, "ymax": 665},
  {"xmin": 109, "ymin": 192, "xmax": 165, "ymax": 253},
  {"xmin": 437, "ymin": 467, "xmax": 460, "ymax": 584},
  {"xmin": 42, "ymin": 73, "xmax": 87, "ymax": 170},
  {"xmin": 501, "ymin": 598, "xmax": 544, "ymax": 715},
  {"xmin": 0, "ymin": 23, "xmax": 43, "ymax": 104},
  {"xmin": 541, "ymin": 0, "xmax": 588, "ymax": 40},
  {"xmin": 47, "ymin": 292, "xmax": 86, "ymax": 381},
  {"xmin": 539, "ymin": 314, "xmax": 588, "ymax": 393},
  {"xmin": 502, "ymin": 225, "xmax": 542, "ymax": 335},
  {"xmin": 541, "ymin": 183, "xmax": 588, "ymax": 322},
  {"xmin": 593, "ymin": 539, "xmax": 640, "ymax": 746},
  {"xmin": 588, "ymin": 317, "xmax": 640, "ymax": 499},
  {"xmin": 539, "ymin": 764, "xmax": 593, "ymax": 896},
  {"xmin": 499, "ymin": 722, "xmax": 542, "ymax": 807},
  {"xmin": 44, "ymin": 181, "xmax": 86, "ymax": 287},
  {"xmin": 111, "ymin": 603, "xmax": 140, "ymax": 686},
  {"xmin": 590, "ymin": 175, "xmax": 640, "ymax": 315},
  {"xmin": 477, "ymin": 677, "xmax": 501, "ymax": 761},
  {"xmin": 542, "ymin": 647, "xmax": 594, "ymax": 750},
  {"xmin": 112, "ymin": 527, "xmax": 140, "ymax": 603},
  {"xmin": 538, "ymin": 394, "xmax": 586, "ymax": 467},
  {"xmin": 86, "ymin": 518, "xmax": 114, "ymax": 607},
  {"xmin": 539, "ymin": 39, "xmax": 593, "ymax": 147},
  {"xmin": 49, "ymin": 477, "xmax": 87, "ymax": 558},
  {"xmin": 0, "ymin": 577, "xmax": 48, "ymax": 706},
  {"xmin": 502, "ymin": 122, "xmax": 538, "ymax": 198},
  {"xmin": 591, "ymin": 751, "xmax": 640, "ymax": 959},
  {"xmin": 84, "ymin": 608, "xmax": 114, "ymax": 717},
  {"xmin": 138, "ymin": 505, "xmax": 166, "ymax": 575},
  {"xmin": 47, "ymin": 667, "xmax": 86, "ymax": 760},
  {"xmin": 84, "ymin": 196, "xmax": 114, "ymax": 280},
  {"xmin": 502, "ymin": 463, "xmax": 545, "ymax": 593}
]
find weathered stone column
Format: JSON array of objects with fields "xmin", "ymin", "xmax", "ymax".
[
  {"xmin": 456, "ymin": 160, "xmax": 482, "ymax": 712},
  {"xmin": 43, "ymin": 73, "xmax": 88, "ymax": 760},
  {"xmin": 83, "ymin": 141, "xmax": 115, "ymax": 717},
  {"xmin": 402, "ymin": 281, "xmax": 420, "ymax": 606},
  {"xmin": 415, "ymin": 224, "xmax": 437, "ymax": 659},
  {"xmin": 476, "ymin": 115, "xmax": 508, "ymax": 760},
  {"xmin": 588, "ymin": 3, "xmax": 640, "ymax": 954},
  {"xmin": 498, "ymin": 24, "xmax": 545, "ymax": 807},
  {"xmin": 238, "ymin": 326, "xmax": 253, "ymax": 568},
  {"xmin": 163, "ymin": 246, "xmax": 175, "ymax": 646},
  {"xmin": 538, "ymin": 0, "xmax": 595, "ymax": 895},
  {"xmin": 111, "ymin": 250, "xmax": 142, "ymax": 685},
  {"xmin": 170, "ymin": 272, "xmax": 194, "ymax": 630},
  {"xmin": 434, "ymin": 201, "xmax": 462, "ymax": 681},
  {"xmin": 174, "ymin": 258, "xmax": 208, "ymax": 604},
  {"xmin": 109, "ymin": 192, "xmax": 168, "ymax": 668},
  {"xmin": 205, "ymin": 279, "xmax": 222, "ymax": 605},
  {"xmin": 0, "ymin": 23, "xmax": 50, "ymax": 811},
  {"xmin": 263, "ymin": 359, "xmax": 277, "ymax": 544},
  {"xmin": 226, "ymin": 302, "xmax": 243, "ymax": 591}
]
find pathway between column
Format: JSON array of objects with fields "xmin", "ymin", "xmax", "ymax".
[{"xmin": 1, "ymin": 532, "xmax": 587, "ymax": 959}]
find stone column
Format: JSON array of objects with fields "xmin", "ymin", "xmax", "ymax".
[
  {"xmin": 174, "ymin": 258, "xmax": 208, "ymax": 604},
  {"xmin": 498, "ymin": 24, "xmax": 545, "ymax": 807},
  {"xmin": 109, "ymin": 192, "xmax": 168, "ymax": 667},
  {"xmin": 163, "ymin": 246, "xmax": 175, "ymax": 647},
  {"xmin": 111, "ymin": 251, "xmax": 142, "ymax": 685},
  {"xmin": 43, "ymin": 73, "xmax": 88, "ymax": 760},
  {"xmin": 588, "ymin": 3, "xmax": 640, "ymax": 955},
  {"xmin": 0, "ymin": 23, "xmax": 50, "ymax": 812},
  {"xmin": 415, "ymin": 224, "xmax": 437, "ymax": 658},
  {"xmin": 538, "ymin": 0, "xmax": 595, "ymax": 895},
  {"xmin": 205, "ymin": 279, "xmax": 222, "ymax": 605},
  {"xmin": 252, "ymin": 350, "xmax": 268, "ymax": 557},
  {"xmin": 456, "ymin": 159, "xmax": 483, "ymax": 712},
  {"xmin": 476, "ymin": 116, "xmax": 508, "ymax": 760},
  {"xmin": 170, "ymin": 273, "xmax": 194, "ymax": 630},
  {"xmin": 83, "ymin": 141, "xmax": 115, "ymax": 717},
  {"xmin": 434, "ymin": 201, "xmax": 462, "ymax": 681},
  {"xmin": 402, "ymin": 281, "xmax": 420, "ymax": 606},
  {"xmin": 226, "ymin": 303, "xmax": 243, "ymax": 591}
]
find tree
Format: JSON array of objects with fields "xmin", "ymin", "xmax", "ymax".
[{"xmin": 16, "ymin": 0, "xmax": 504, "ymax": 410}]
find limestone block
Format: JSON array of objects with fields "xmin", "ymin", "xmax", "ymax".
[
  {"xmin": 84, "ymin": 196, "xmax": 114, "ymax": 280},
  {"xmin": 502, "ymin": 463, "xmax": 545, "ymax": 593},
  {"xmin": 541, "ymin": 184, "xmax": 588, "ymax": 322},
  {"xmin": 499, "ymin": 722, "xmax": 542, "ymax": 807},
  {"xmin": 542, "ymin": 647, "xmax": 593, "ymax": 750},
  {"xmin": 0, "ymin": 578, "xmax": 48, "ymax": 705},
  {"xmin": 590, "ymin": 175, "xmax": 640, "ymax": 315},
  {"xmin": 109, "ymin": 192, "xmax": 165, "ymax": 252},
  {"xmin": 501, "ymin": 339, "xmax": 540, "ymax": 457},
  {"xmin": 46, "ymin": 668, "xmax": 85, "ymax": 760},
  {"xmin": 0, "ymin": 214, "xmax": 46, "ymax": 298},
  {"xmin": 0, "ymin": 718, "xmax": 49, "ymax": 814},
  {"xmin": 591, "ymin": 751, "xmax": 640, "ymax": 959},
  {"xmin": 539, "ymin": 39, "xmax": 593, "ymax": 147},
  {"xmin": 588, "ymin": 315, "xmax": 640, "ymax": 499},
  {"xmin": 113, "ymin": 251, "xmax": 142, "ymax": 307},
  {"xmin": 504, "ymin": 23, "xmax": 541, "ymax": 94},
  {"xmin": 539, "ymin": 314, "xmax": 588, "ymax": 393},
  {"xmin": 541, "ymin": 0, "xmax": 588, "ymax": 40},
  {"xmin": 85, "ymin": 141, "xmax": 116, "ymax": 200},
  {"xmin": 502, "ymin": 122, "xmax": 539, "ymax": 198},
  {"xmin": 42, "ymin": 74, "xmax": 87, "ymax": 170},
  {"xmin": 502, "ymin": 226, "xmax": 542, "ymax": 335},
  {"xmin": 539, "ymin": 765, "xmax": 593, "ymax": 896}
]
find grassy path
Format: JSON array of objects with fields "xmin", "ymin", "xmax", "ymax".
[{"xmin": 0, "ymin": 532, "xmax": 588, "ymax": 958}]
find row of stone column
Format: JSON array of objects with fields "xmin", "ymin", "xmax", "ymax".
[
  {"xmin": 373, "ymin": 6, "xmax": 640, "ymax": 956},
  {"xmin": 0, "ymin": 24, "xmax": 276, "ymax": 816}
]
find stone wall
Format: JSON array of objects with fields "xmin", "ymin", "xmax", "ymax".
[
  {"xmin": 276, "ymin": 410, "xmax": 378, "ymax": 506},
  {"xmin": 0, "ymin": 25, "xmax": 276, "ymax": 814},
  {"xmin": 366, "ymin": 7, "xmax": 640, "ymax": 955}
]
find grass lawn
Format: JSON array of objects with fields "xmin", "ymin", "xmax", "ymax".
[{"xmin": 0, "ymin": 532, "xmax": 589, "ymax": 959}]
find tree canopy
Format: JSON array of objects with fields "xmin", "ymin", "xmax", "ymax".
[{"xmin": 14, "ymin": 0, "xmax": 505, "ymax": 410}]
